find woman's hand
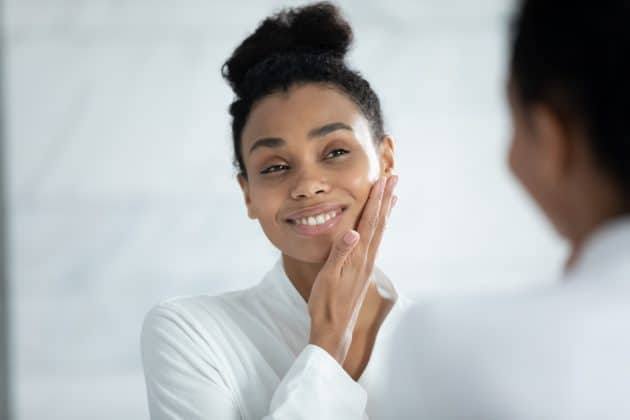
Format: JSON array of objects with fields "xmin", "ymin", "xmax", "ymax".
[{"xmin": 307, "ymin": 175, "xmax": 398, "ymax": 364}]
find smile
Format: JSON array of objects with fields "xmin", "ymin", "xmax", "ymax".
[
  {"xmin": 293, "ymin": 209, "xmax": 342, "ymax": 226},
  {"xmin": 285, "ymin": 205, "xmax": 347, "ymax": 236}
]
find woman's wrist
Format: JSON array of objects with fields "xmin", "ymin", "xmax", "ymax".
[{"xmin": 308, "ymin": 328, "xmax": 352, "ymax": 364}]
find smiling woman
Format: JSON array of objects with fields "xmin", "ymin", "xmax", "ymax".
[
  {"xmin": 239, "ymin": 84, "xmax": 388, "ymax": 266},
  {"xmin": 140, "ymin": 2, "xmax": 403, "ymax": 419}
]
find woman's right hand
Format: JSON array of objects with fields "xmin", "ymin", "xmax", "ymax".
[{"xmin": 307, "ymin": 175, "xmax": 398, "ymax": 364}]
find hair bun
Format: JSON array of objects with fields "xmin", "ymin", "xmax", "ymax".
[{"xmin": 222, "ymin": 2, "xmax": 353, "ymax": 96}]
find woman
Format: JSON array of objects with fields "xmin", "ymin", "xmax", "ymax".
[
  {"xmin": 141, "ymin": 3, "xmax": 401, "ymax": 419},
  {"xmin": 387, "ymin": 0, "xmax": 630, "ymax": 418}
]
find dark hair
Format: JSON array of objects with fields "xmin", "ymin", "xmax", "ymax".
[
  {"xmin": 222, "ymin": 2, "xmax": 385, "ymax": 178},
  {"xmin": 510, "ymin": 0, "xmax": 630, "ymax": 196}
]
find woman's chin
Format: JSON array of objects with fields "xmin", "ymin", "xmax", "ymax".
[
  {"xmin": 277, "ymin": 217, "xmax": 359, "ymax": 264},
  {"xmin": 283, "ymin": 243, "xmax": 332, "ymax": 266}
]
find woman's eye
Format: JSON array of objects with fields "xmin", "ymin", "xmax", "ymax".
[
  {"xmin": 325, "ymin": 149, "xmax": 350, "ymax": 159},
  {"xmin": 260, "ymin": 164, "xmax": 289, "ymax": 174}
]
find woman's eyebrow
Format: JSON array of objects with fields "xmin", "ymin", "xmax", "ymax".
[
  {"xmin": 248, "ymin": 122, "xmax": 353, "ymax": 155},
  {"xmin": 308, "ymin": 122, "xmax": 353, "ymax": 138},
  {"xmin": 249, "ymin": 137, "xmax": 286, "ymax": 155}
]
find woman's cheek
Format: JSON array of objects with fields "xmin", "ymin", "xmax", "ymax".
[
  {"xmin": 343, "ymin": 170, "xmax": 374, "ymax": 228},
  {"xmin": 358, "ymin": 171, "xmax": 377, "ymax": 201},
  {"xmin": 251, "ymin": 189, "xmax": 278, "ymax": 222}
]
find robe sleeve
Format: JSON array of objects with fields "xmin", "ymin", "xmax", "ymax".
[
  {"xmin": 265, "ymin": 344, "xmax": 367, "ymax": 419},
  {"xmin": 141, "ymin": 303, "xmax": 367, "ymax": 420}
]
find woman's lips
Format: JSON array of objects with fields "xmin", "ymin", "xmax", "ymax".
[
  {"xmin": 287, "ymin": 208, "xmax": 346, "ymax": 236},
  {"xmin": 285, "ymin": 203, "xmax": 347, "ymax": 221}
]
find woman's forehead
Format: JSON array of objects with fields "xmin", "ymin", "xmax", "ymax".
[{"xmin": 242, "ymin": 84, "xmax": 370, "ymax": 144}]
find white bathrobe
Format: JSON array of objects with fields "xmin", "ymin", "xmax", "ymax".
[
  {"xmin": 388, "ymin": 216, "xmax": 630, "ymax": 419},
  {"xmin": 141, "ymin": 258, "xmax": 408, "ymax": 419}
]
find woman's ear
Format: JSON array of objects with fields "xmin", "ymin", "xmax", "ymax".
[
  {"xmin": 237, "ymin": 174, "xmax": 257, "ymax": 220},
  {"xmin": 379, "ymin": 135, "xmax": 395, "ymax": 176},
  {"xmin": 530, "ymin": 104, "xmax": 572, "ymax": 189}
]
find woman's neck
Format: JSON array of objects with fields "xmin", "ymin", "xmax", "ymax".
[{"xmin": 281, "ymin": 253, "xmax": 324, "ymax": 302}]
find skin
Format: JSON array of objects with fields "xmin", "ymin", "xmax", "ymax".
[
  {"xmin": 507, "ymin": 80, "xmax": 628, "ymax": 270},
  {"xmin": 238, "ymin": 82, "xmax": 397, "ymax": 379}
]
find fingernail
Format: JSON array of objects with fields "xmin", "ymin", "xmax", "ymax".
[
  {"xmin": 391, "ymin": 175, "xmax": 399, "ymax": 189},
  {"xmin": 344, "ymin": 230, "xmax": 359, "ymax": 245},
  {"xmin": 392, "ymin": 195, "xmax": 398, "ymax": 208}
]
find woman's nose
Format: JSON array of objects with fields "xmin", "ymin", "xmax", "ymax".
[{"xmin": 290, "ymin": 171, "xmax": 330, "ymax": 199}]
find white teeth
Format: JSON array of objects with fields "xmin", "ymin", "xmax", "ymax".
[{"xmin": 293, "ymin": 209, "xmax": 342, "ymax": 226}]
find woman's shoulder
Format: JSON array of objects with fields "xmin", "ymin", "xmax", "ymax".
[
  {"xmin": 142, "ymin": 283, "xmax": 265, "ymax": 335},
  {"xmin": 140, "ymin": 289, "xmax": 266, "ymax": 373}
]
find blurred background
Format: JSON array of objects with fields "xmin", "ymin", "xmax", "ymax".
[{"xmin": 2, "ymin": 0, "xmax": 565, "ymax": 418}]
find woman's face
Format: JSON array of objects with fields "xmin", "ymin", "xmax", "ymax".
[{"xmin": 238, "ymin": 83, "xmax": 394, "ymax": 263}]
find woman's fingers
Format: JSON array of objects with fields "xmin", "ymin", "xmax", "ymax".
[
  {"xmin": 390, "ymin": 195, "xmax": 398, "ymax": 215},
  {"xmin": 365, "ymin": 175, "xmax": 398, "ymax": 272},
  {"xmin": 354, "ymin": 176, "xmax": 387, "ymax": 257},
  {"xmin": 346, "ymin": 175, "xmax": 398, "ymax": 298},
  {"xmin": 321, "ymin": 230, "xmax": 360, "ymax": 278},
  {"xmin": 308, "ymin": 230, "xmax": 362, "ymax": 362}
]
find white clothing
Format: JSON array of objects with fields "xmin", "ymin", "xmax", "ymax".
[
  {"xmin": 141, "ymin": 258, "xmax": 408, "ymax": 419},
  {"xmin": 388, "ymin": 216, "xmax": 630, "ymax": 419}
]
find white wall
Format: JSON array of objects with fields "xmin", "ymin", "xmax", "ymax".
[{"xmin": 5, "ymin": 0, "xmax": 565, "ymax": 418}]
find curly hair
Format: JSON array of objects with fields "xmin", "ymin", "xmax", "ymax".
[{"xmin": 222, "ymin": 2, "xmax": 385, "ymax": 178}]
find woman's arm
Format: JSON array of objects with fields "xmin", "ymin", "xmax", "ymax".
[
  {"xmin": 141, "ymin": 304, "xmax": 243, "ymax": 420},
  {"xmin": 267, "ymin": 174, "xmax": 398, "ymax": 419}
]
